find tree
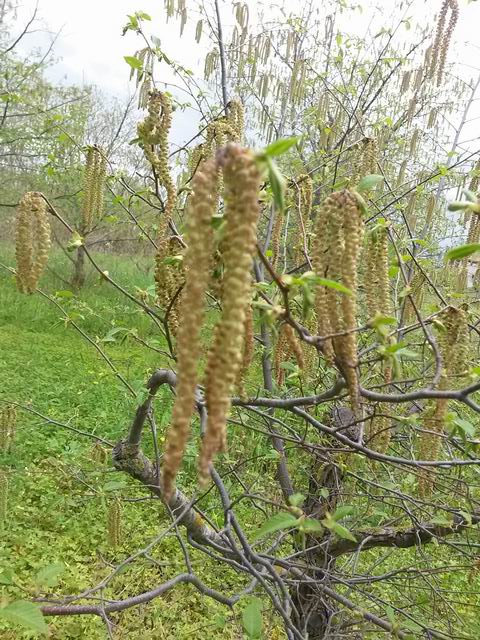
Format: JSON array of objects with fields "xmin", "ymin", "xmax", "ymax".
[{"xmin": 3, "ymin": 0, "xmax": 480, "ymax": 638}]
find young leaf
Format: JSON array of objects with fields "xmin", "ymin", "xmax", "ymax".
[
  {"xmin": 34, "ymin": 563, "xmax": 65, "ymax": 588},
  {"xmin": 124, "ymin": 56, "xmax": 143, "ymax": 70},
  {"xmin": 252, "ymin": 511, "xmax": 298, "ymax": 541},
  {"xmin": 0, "ymin": 601, "xmax": 48, "ymax": 634},
  {"xmin": 299, "ymin": 518, "xmax": 323, "ymax": 533},
  {"xmin": 330, "ymin": 521, "xmax": 357, "ymax": 542},
  {"xmin": 266, "ymin": 156, "xmax": 287, "ymax": 212},
  {"xmin": 66, "ymin": 231, "xmax": 84, "ymax": 252},
  {"xmin": 357, "ymin": 174, "xmax": 384, "ymax": 192},
  {"xmin": 288, "ymin": 493, "xmax": 305, "ymax": 508},
  {"xmin": 445, "ymin": 243, "xmax": 480, "ymax": 261},
  {"xmin": 264, "ymin": 136, "xmax": 300, "ymax": 157},
  {"xmin": 314, "ymin": 278, "xmax": 352, "ymax": 295},
  {"xmin": 447, "ymin": 201, "xmax": 469, "ymax": 212},
  {"xmin": 242, "ymin": 598, "xmax": 263, "ymax": 638},
  {"xmin": 332, "ymin": 505, "xmax": 354, "ymax": 521}
]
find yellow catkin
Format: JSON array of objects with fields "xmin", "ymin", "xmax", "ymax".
[
  {"xmin": 468, "ymin": 158, "xmax": 480, "ymax": 196},
  {"xmin": 81, "ymin": 146, "xmax": 107, "ymax": 232},
  {"xmin": 107, "ymin": 498, "xmax": 122, "ymax": 547},
  {"xmin": 352, "ymin": 137, "xmax": 378, "ymax": 185},
  {"xmin": 199, "ymin": 145, "xmax": 261, "ymax": 483},
  {"xmin": 236, "ymin": 303, "xmax": 255, "ymax": 398},
  {"xmin": 161, "ymin": 161, "xmax": 217, "ymax": 500},
  {"xmin": 274, "ymin": 323, "xmax": 305, "ymax": 385},
  {"xmin": 0, "ymin": 471, "xmax": 7, "ymax": 522},
  {"xmin": 418, "ymin": 306, "xmax": 468, "ymax": 496},
  {"xmin": 228, "ymin": 98, "xmax": 245, "ymax": 142},
  {"xmin": 364, "ymin": 225, "xmax": 391, "ymax": 319},
  {"xmin": 155, "ymin": 236, "xmax": 185, "ymax": 335},
  {"xmin": 271, "ymin": 210, "xmax": 284, "ymax": 272},
  {"xmin": 404, "ymin": 270, "xmax": 426, "ymax": 324},
  {"xmin": 15, "ymin": 192, "xmax": 51, "ymax": 294},
  {"xmin": 429, "ymin": 0, "xmax": 459, "ymax": 86},
  {"xmin": 336, "ymin": 191, "xmax": 364, "ymax": 413},
  {"xmin": 0, "ymin": 406, "xmax": 16, "ymax": 453}
]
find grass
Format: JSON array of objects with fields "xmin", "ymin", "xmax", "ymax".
[{"xmin": 0, "ymin": 247, "xmax": 286, "ymax": 639}]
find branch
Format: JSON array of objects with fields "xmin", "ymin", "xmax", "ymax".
[{"xmin": 330, "ymin": 511, "xmax": 480, "ymax": 557}]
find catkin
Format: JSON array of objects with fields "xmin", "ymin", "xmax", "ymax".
[
  {"xmin": 199, "ymin": 145, "xmax": 261, "ymax": 483},
  {"xmin": 364, "ymin": 225, "xmax": 392, "ymax": 319},
  {"xmin": 0, "ymin": 406, "xmax": 16, "ymax": 453},
  {"xmin": 107, "ymin": 498, "xmax": 122, "ymax": 547},
  {"xmin": 81, "ymin": 146, "xmax": 107, "ymax": 232},
  {"xmin": 236, "ymin": 303, "xmax": 255, "ymax": 398},
  {"xmin": 429, "ymin": 0, "xmax": 459, "ymax": 86},
  {"xmin": 162, "ymin": 161, "xmax": 217, "ymax": 501},
  {"xmin": 274, "ymin": 323, "xmax": 305, "ymax": 385},
  {"xmin": 0, "ymin": 471, "xmax": 8, "ymax": 522},
  {"xmin": 418, "ymin": 305, "xmax": 468, "ymax": 496},
  {"xmin": 15, "ymin": 192, "xmax": 51, "ymax": 294}
]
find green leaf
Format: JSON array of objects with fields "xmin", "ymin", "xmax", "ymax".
[
  {"xmin": 332, "ymin": 505, "xmax": 354, "ymax": 521},
  {"xmin": 0, "ymin": 567, "xmax": 15, "ymax": 585},
  {"xmin": 463, "ymin": 188, "xmax": 477, "ymax": 203},
  {"xmin": 0, "ymin": 601, "xmax": 48, "ymax": 634},
  {"xmin": 299, "ymin": 518, "xmax": 323, "ymax": 533},
  {"xmin": 357, "ymin": 174, "xmax": 384, "ymax": 192},
  {"xmin": 452, "ymin": 417, "xmax": 475, "ymax": 438},
  {"xmin": 314, "ymin": 278, "xmax": 352, "ymax": 295},
  {"xmin": 330, "ymin": 521, "xmax": 357, "ymax": 542},
  {"xmin": 242, "ymin": 598, "xmax": 263, "ymax": 638},
  {"xmin": 66, "ymin": 231, "xmax": 84, "ymax": 252},
  {"xmin": 447, "ymin": 201, "xmax": 469, "ymax": 212},
  {"xmin": 445, "ymin": 243, "xmax": 480, "ymax": 261},
  {"xmin": 124, "ymin": 56, "xmax": 143, "ymax": 70},
  {"xmin": 288, "ymin": 493, "xmax": 305, "ymax": 508},
  {"xmin": 34, "ymin": 563, "xmax": 65, "ymax": 588},
  {"xmin": 266, "ymin": 156, "xmax": 287, "ymax": 212},
  {"xmin": 264, "ymin": 136, "xmax": 300, "ymax": 157},
  {"xmin": 252, "ymin": 511, "xmax": 298, "ymax": 541}
]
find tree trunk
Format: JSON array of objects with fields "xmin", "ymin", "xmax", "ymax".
[{"xmin": 71, "ymin": 245, "xmax": 86, "ymax": 289}]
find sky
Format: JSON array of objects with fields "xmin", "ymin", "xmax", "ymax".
[{"xmin": 8, "ymin": 0, "xmax": 480, "ymax": 151}]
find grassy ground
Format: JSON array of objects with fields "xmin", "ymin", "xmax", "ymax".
[{"xmin": 0, "ymin": 247, "xmax": 285, "ymax": 639}]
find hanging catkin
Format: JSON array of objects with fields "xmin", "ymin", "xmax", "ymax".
[
  {"xmin": 0, "ymin": 471, "xmax": 7, "ymax": 522},
  {"xmin": 236, "ymin": 302, "xmax": 255, "ymax": 399},
  {"xmin": 15, "ymin": 192, "xmax": 51, "ymax": 294},
  {"xmin": 81, "ymin": 146, "xmax": 107, "ymax": 232},
  {"xmin": 107, "ymin": 498, "xmax": 122, "ymax": 547},
  {"xmin": 161, "ymin": 160, "xmax": 217, "ymax": 501},
  {"xmin": 312, "ymin": 191, "xmax": 364, "ymax": 411},
  {"xmin": 199, "ymin": 145, "xmax": 261, "ymax": 484},
  {"xmin": 429, "ymin": 0, "xmax": 459, "ymax": 86},
  {"xmin": 418, "ymin": 305, "xmax": 469, "ymax": 496},
  {"xmin": 0, "ymin": 406, "xmax": 16, "ymax": 453}
]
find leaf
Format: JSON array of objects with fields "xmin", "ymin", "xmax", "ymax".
[
  {"xmin": 332, "ymin": 505, "xmax": 354, "ymax": 521},
  {"xmin": 452, "ymin": 417, "xmax": 475, "ymax": 438},
  {"xmin": 266, "ymin": 156, "xmax": 287, "ymax": 212},
  {"xmin": 299, "ymin": 518, "xmax": 323, "ymax": 533},
  {"xmin": 357, "ymin": 174, "xmax": 384, "ymax": 192},
  {"xmin": 124, "ymin": 56, "xmax": 143, "ymax": 70},
  {"xmin": 445, "ymin": 243, "xmax": 480, "ymax": 261},
  {"xmin": 0, "ymin": 601, "xmax": 48, "ymax": 634},
  {"xmin": 288, "ymin": 493, "xmax": 305, "ymax": 508},
  {"xmin": 0, "ymin": 567, "xmax": 15, "ymax": 585},
  {"xmin": 314, "ymin": 277, "xmax": 352, "ymax": 295},
  {"xmin": 252, "ymin": 511, "xmax": 298, "ymax": 541},
  {"xmin": 447, "ymin": 201, "xmax": 469, "ymax": 212},
  {"xmin": 34, "ymin": 563, "xmax": 65, "ymax": 588},
  {"xmin": 103, "ymin": 480, "xmax": 127, "ymax": 492},
  {"xmin": 242, "ymin": 598, "xmax": 263, "ymax": 638},
  {"xmin": 264, "ymin": 136, "xmax": 300, "ymax": 157},
  {"xmin": 66, "ymin": 231, "xmax": 83, "ymax": 252},
  {"xmin": 330, "ymin": 521, "xmax": 357, "ymax": 542}
]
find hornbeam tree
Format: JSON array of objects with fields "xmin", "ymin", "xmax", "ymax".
[{"xmin": 3, "ymin": 0, "xmax": 480, "ymax": 639}]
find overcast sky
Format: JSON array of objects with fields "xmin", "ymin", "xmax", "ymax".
[{"xmin": 10, "ymin": 0, "xmax": 480, "ymax": 151}]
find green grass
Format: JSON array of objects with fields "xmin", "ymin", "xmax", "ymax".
[{"xmin": 0, "ymin": 247, "xmax": 285, "ymax": 639}]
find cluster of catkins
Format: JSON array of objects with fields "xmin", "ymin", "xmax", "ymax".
[
  {"xmin": 0, "ymin": 405, "xmax": 16, "ymax": 453},
  {"xmin": 419, "ymin": 305, "xmax": 469, "ymax": 496},
  {"xmin": 162, "ymin": 144, "xmax": 261, "ymax": 500},
  {"xmin": 312, "ymin": 190, "xmax": 364, "ymax": 413},
  {"xmin": 364, "ymin": 225, "xmax": 394, "ymax": 452},
  {"xmin": 0, "ymin": 470, "xmax": 7, "ymax": 523},
  {"xmin": 351, "ymin": 137, "xmax": 378, "ymax": 186},
  {"xmin": 81, "ymin": 146, "xmax": 107, "ymax": 233},
  {"xmin": 138, "ymin": 91, "xmax": 180, "ymax": 319},
  {"xmin": 15, "ymin": 192, "xmax": 51, "ymax": 294},
  {"xmin": 429, "ymin": 0, "xmax": 459, "ymax": 86},
  {"xmin": 274, "ymin": 323, "xmax": 305, "ymax": 386}
]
